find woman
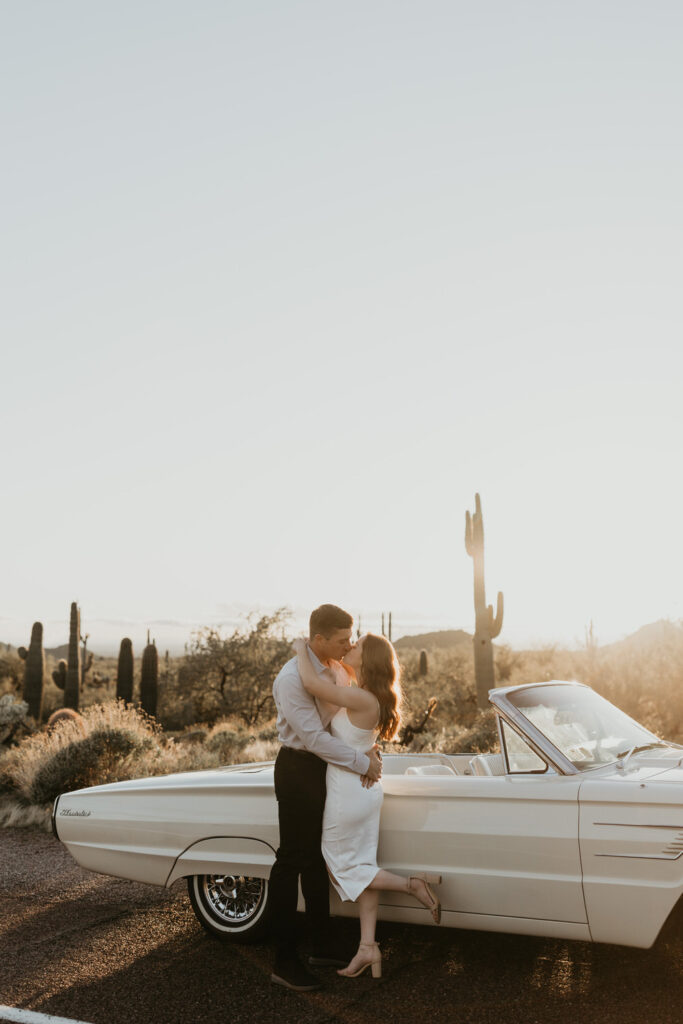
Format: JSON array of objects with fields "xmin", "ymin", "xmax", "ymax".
[{"xmin": 292, "ymin": 633, "xmax": 441, "ymax": 979}]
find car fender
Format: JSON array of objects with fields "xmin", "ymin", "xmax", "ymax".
[
  {"xmin": 580, "ymin": 778, "xmax": 683, "ymax": 947},
  {"xmin": 165, "ymin": 836, "xmax": 276, "ymax": 888}
]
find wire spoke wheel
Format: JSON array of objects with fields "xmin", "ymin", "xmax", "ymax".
[
  {"xmin": 204, "ymin": 874, "xmax": 265, "ymax": 924},
  {"xmin": 188, "ymin": 873, "xmax": 271, "ymax": 941}
]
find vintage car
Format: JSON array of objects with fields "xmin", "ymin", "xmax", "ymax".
[{"xmin": 53, "ymin": 680, "xmax": 683, "ymax": 949}]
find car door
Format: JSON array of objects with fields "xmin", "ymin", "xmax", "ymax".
[{"xmin": 377, "ymin": 725, "xmax": 587, "ymax": 935}]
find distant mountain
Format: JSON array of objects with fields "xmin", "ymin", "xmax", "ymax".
[
  {"xmin": 44, "ymin": 644, "xmax": 107, "ymax": 660},
  {"xmin": 602, "ymin": 619, "xmax": 683, "ymax": 652},
  {"xmin": 45, "ymin": 644, "xmax": 71, "ymax": 660},
  {"xmin": 393, "ymin": 629, "xmax": 472, "ymax": 651}
]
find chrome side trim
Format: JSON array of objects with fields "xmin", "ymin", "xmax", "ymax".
[
  {"xmin": 592, "ymin": 822, "xmax": 683, "ymax": 859},
  {"xmin": 594, "ymin": 822, "xmax": 683, "ymax": 830},
  {"xmin": 596, "ymin": 852, "xmax": 683, "ymax": 861}
]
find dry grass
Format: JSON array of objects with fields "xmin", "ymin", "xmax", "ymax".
[{"xmin": 0, "ymin": 795, "xmax": 51, "ymax": 831}]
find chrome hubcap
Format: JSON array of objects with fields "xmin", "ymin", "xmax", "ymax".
[{"xmin": 201, "ymin": 874, "xmax": 265, "ymax": 925}]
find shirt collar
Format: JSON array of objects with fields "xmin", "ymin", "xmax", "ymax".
[{"xmin": 306, "ymin": 645, "xmax": 328, "ymax": 675}]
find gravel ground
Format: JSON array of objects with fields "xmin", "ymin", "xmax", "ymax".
[{"xmin": 1, "ymin": 828, "xmax": 683, "ymax": 1024}]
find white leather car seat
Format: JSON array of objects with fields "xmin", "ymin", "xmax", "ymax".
[
  {"xmin": 404, "ymin": 763, "xmax": 456, "ymax": 776},
  {"xmin": 468, "ymin": 753, "xmax": 506, "ymax": 776}
]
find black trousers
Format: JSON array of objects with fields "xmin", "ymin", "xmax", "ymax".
[{"xmin": 269, "ymin": 746, "xmax": 331, "ymax": 957}]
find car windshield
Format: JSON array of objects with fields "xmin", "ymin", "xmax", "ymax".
[{"xmin": 507, "ymin": 684, "xmax": 663, "ymax": 769}]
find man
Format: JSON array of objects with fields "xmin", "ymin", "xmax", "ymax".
[{"xmin": 269, "ymin": 603, "xmax": 382, "ymax": 991}]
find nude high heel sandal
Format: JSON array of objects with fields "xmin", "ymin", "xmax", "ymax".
[
  {"xmin": 337, "ymin": 942, "xmax": 382, "ymax": 979},
  {"xmin": 410, "ymin": 876, "xmax": 442, "ymax": 924}
]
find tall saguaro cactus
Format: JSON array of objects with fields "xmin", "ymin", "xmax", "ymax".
[
  {"xmin": 116, "ymin": 638, "xmax": 134, "ymax": 704},
  {"xmin": 140, "ymin": 637, "xmax": 159, "ymax": 718},
  {"xmin": 18, "ymin": 622, "xmax": 46, "ymax": 720},
  {"xmin": 465, "ymin": 493, "xmax": 504, "ymax": 708},
  {"xmin": 64, "ymin": 602, "xmax": 82, "ymax": 711}
]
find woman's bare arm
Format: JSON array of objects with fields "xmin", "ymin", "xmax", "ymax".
[{"xmin": 293, "ymin": 639, "xmax": 377, "ymax": 715}]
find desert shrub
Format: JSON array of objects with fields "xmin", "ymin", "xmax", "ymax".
[
  {"xmin": 455, "ymin": 709, "xmax": 500, "ymax": 753},
  {"xmin": 395, "ymin": 645, "xmax": 478, "ymax": 749},
  {"xmin": 173, "ymin": 610, "xmax": 292, "ymax": 726},
  {"xmin": 205, "ymin": 719, "xmax": 251, "ymax": 762},
  {"xmin": 0, "ymin": 694, "xmax": 29, "ymax": 731},
  {"xmin": 0, "ymin": 652, "xmax": 22, "ymax": 694},
  {"xmin": 242, "ymin": 737, "xmax": 279, "ymax": 762},
  {"xmin": 29, "ymin": 727, "xmax": 153, "ymax": 804},
  {"xmin": 1, "ymin": 701, "xmax": 159, "ymax": 806},
  {"xmin": 256, "ymin": 723, "xmax": 278, "ymax": 743},
  {"xmin": 158, "ymin": 672, "xmax": 196, "ymax": 731},
  {"xmin": 0, "ymin": 694, "xmax": 30, "ymax": 747},
  {"xmin": 203, "ymin": 717, "xmax": 280, "ymax": 764}
]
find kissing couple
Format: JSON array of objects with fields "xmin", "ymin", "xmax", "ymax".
[{"xmin": 269, "ymin": 603, "xmax": 441, "ymax": 991}]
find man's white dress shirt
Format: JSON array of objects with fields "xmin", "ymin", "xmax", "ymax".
[{"xmin": 273, "ymin": 648, "xmax": 370, "ymax": 775}]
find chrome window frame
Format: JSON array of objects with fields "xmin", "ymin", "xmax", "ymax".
[
  {"xmin": 498, "ymin": 717, "xmax": 551, "ymax": 775},
  {"xmin": 490, "ymin": 681, "xmax": 583, "ymax": 776}
]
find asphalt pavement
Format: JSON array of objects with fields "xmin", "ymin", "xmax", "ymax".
[{"xmin": 1, "ymin": 829, "xmax": 682, "ymax": 1024}]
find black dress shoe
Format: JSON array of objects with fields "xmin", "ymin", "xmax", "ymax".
[{"xmin": 271, "ymin": 959, "xmax": 323, "ymax": 991}]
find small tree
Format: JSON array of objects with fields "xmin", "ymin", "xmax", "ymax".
[{"xmin": 180, "ymin": 610, "xmax": 292, "ymax": 725}]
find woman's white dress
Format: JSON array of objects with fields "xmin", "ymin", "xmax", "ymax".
[{"xmin": 322, "ymin": 707, "xmax": 382, "ymax": 902}]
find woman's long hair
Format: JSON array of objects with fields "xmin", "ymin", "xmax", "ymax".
[{"xmin": 360, "ymin": 633, "xmax": 402, "ymax": 741}]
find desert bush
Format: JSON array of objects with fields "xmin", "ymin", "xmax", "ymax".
[
  {"xmin": 1, "ymin": 701, "xmax": 159, "ymax": 806},
  {"xmin": 455, "ymin": 708, "xmax": 500, "ymax": 753},
  {"xmin": 30, "ymin": 727, "xmax": 152, "ymax": 804},
  {"xmin": 0, "ymin": 653, "xmax": 23, "ymax": 695},
  {"xmin": 397, "ymin": 645, "xmax": 478, "ymax": 742},
  {"xmin": 242, "ymin": 736, "xmax": 279, "ymax": 762},
  {"xmin": 0, "ymin": 694, "xmax": 30, "ymax": 745},
  {"xmin": 174, "ymin": 610, "xmax": 292, "ymax": 726},
  {"xmin": 205, "ymin": 719, "xmax": 251, "ymax": 761}
]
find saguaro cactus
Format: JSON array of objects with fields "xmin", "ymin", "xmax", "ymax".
[
  {"xmin": 116, "ymin": 638, "xmax": 134, "ymax": 703},
  {"xmin": 64, "ymin": 602, "xmax": 82, "ymax": 711},
  {"xmin": 52, "ymin": 659, "xmax": 67, "ymax": 690},
  {"xmin": 80, "ymin": 633, "xmax": 93, "ymax": 689},
  {"xmin": 140, "ymin": 638, "xmax": 159, "ymax": 718},
  {"xmin": 418, "ymin": 649, "xmax": 429, "ymax": 677},
  {"xmin": 18, "ymin": 622, "xmax": 45, "ymax": 720},
  {"xmin": 465, "ymin": 493, "xmax": 504, "ymax": 708}
]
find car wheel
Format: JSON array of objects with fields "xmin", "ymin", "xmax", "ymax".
[{"xmin": 187, "ymin": 873, "xmax": 271, "ymax": 942}]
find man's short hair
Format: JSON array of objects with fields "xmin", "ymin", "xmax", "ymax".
[{"xmin": 309, "ymin": 604, "xmax": 353, "ymax": 639}]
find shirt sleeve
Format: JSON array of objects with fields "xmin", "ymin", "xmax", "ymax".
[{"xmin": 277, "ymin": 673, "xmax": 371, "ymax": 775}]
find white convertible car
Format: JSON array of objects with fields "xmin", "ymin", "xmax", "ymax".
[{"xmin": 53, "ymin": 681, "xmax": 683, "ymax": 949}]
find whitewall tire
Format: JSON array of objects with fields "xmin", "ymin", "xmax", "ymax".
[{"xmin": 187, "ymin": 873, "xmax": 271, "ymax": 942}]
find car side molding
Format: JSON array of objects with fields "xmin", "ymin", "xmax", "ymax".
[{"xmin": 165, "ymin": 836, "xmax": 277, "ymax": 888}]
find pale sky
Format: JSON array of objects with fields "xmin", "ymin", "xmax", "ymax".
[{"xmin": 2, "ymin": 1, "xmax": 682, "ymax": 654}]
